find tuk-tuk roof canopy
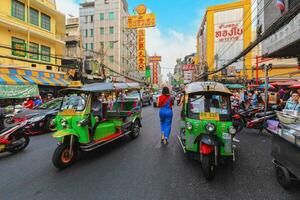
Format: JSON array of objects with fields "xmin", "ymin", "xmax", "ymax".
[
  {"xmin": 185, "ymin": 82, "xmax": 231, "ymax": 95},
  {"xmin": 61, "ymin": 82, "xmax": 141, "ymax": 93}
]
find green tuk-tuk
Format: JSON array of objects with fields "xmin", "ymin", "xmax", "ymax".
[
  {"xmin": 52, "ymin": 82, "xmax": 142, "ymax": 169},
  {"xmin": 178, "ymin": 81, "xmax": 237, "ymax": 180}
]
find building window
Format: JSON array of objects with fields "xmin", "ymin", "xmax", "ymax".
[
  {"xmin": 29, "ymin": 42, "xmax": 39, "ymax": 60},
  {"xmin": 109, "ymin": 41, "xmax": 114, "ymax": 49},
  {"xmin": 90, "ymin": 43, "xmax": 94, "ymax": 50},
  {"xmin": 100, "ymin": 13, "xmax": 104, "ymax": 20},
  {"xmin": 30, "ymin": 8, "xmax": 39, "ymax": 26},
  {"xmin": 41, "ymin": 13, "xmax": 51, "ymax": 31},
  {"xmin": 85, "ymin": 43, "xmax": 88, "ymax": 50},
  {"xmin": 100, "ymin": 27, "xmax": 104, "ymax": 35},
  {"xmin": 12, "ymin": 37, "xmax": 26, "ymax": 57},
  {"xmin": 85, "ymin": 16, "xmax": 88, "ymax": 23},
  {"xmin": 90, "ymin": 29, "xmax": 94, "ymax": 37},
  {"xmin": 109, "ymin": 56, "xmax": 114, "ymax": 63},
  {"xmin": 11, "ymin": 0, "xmax": 25, "ymax": 21},
  {"xmin": 100, "ymin": 42, "xmax": 104, "ymax": 48},
  {"xmin": 41, "ymin": 45, "xmax": 50, "ymax": 62},
  {"xmin": 85, "ymin": 29, "xmax": 88, "ymax": 37},
  {"xmin": 90, "ymin": 15, "xmax": 94, "ymax": 22},
  {"xmin": 46, "ymin": 65, "xmax": 52, "ymax": 70},
  {"xmin": 109, "ymin": 12, "xmax": 115, "ymax": 20},
  {"xmin": 109, "ymin": 26, "xmax": 114, "ymax": 34}
]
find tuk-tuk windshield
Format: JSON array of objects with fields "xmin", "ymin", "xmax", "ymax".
[
  {"xmin": 61, "ymin": 95, "xmax": 86, "ymax": 111},
  {"xmin": 188, "ymin": 94, "xmax": 230, "ymax": 120}
]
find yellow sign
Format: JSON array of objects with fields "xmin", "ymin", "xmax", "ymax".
[
  {"xmin": 149, "ymin": 56, "xmax": 162, "ymax": 62},
  {"xmin": 135, "ymin": 4, "xmax": 147, "ymax": 15},
  {"xmin": 137, "ymin": 29, "xmax": 146, "ymax": 71},
  {"xmin": 199, "ymin": 112, "xmax": 220, "ymax": 121},
  {"xmin": 128, "ymin": 13, "xmax": 156, "ymax": 29}
]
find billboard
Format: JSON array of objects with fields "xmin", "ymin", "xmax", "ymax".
[
  {"xmin": 128, "ymin": 13, "xmax": 156, "ymax": 29},
  {"xmin": 214, "ymin": 8, "xmax": 244, "ymax": 71},
  {"xmin": 137, "ymin": 29, "xmax": 146, "ymax": 71},
  {"xmin": 182, "ymin": 64, "xmax": 195, "ymax": 71},
  {"xmin": 152, "ymin": 62, "xmax": 158, "ymax": 84},
  {"xmin": 149, "ymin": 56, "xmax": 161, "ymax": 62}
]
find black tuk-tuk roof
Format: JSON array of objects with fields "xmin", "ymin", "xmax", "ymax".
[{"xmin": 185, "ymin": 82, "xmax": 231, "ymax": 95}]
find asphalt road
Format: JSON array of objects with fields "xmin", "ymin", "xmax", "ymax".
[{"xmin": 0, "ymin": 106, "xmax": 300, "ymax": 200}]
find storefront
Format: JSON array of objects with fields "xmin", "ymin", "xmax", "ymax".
[{"xmin": 0, "ymin": 67, "xmax": 70, "ymax": 99}]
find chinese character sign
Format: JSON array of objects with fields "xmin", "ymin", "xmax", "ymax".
[
  {"xmin": 128, "ymin": 13, "xmax": 156, "ymax": 29},
  {"xmin": 152, "ymin": 62, "xmax": 158, "ymax": 84},
  {"xmin": 137, "ymin": 29, "xmax": 146, "ymax": 71}
]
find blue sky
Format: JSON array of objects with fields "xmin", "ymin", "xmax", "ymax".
[{"xmin": 58, "ymin": 0, "xmax": 236, "ymax": 79}]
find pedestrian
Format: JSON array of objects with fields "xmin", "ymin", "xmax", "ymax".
[
  {"xmin": 280, "ymin": 88, "xmax": 291, "ymax": 107},
  {"xmin": 284, "ymin": 92, "xmax": 300, "ymax": 112},
  {"xmin": 158, "ymin": 86, "xmax": 173, "ymax": 145},
  {"xmin": 23, "ymin": 98, "xmax": 34, "ymax": 109},
  {"xmin": 34, "ymin": 96, "xmax": 43, "ymax": 107}
]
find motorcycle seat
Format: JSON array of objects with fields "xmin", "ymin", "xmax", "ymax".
[{"xmin": 255, "ymin": 111, "xmax": 275, "ymax": 118}]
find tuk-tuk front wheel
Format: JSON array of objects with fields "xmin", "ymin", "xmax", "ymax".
[
  {"xmin": 52, "ymin": 143, "xmax": 78, "ymax": 169},
  {"xmin": 201, "ymin": 154, "xmax": 216, "ymax": 180}
]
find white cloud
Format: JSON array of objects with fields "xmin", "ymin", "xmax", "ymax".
[
  {"xmin": 146, "ymin": 28, "xmax": 196, "ymax": 81},
  {"xmin": 56, "ymin": 0, "xmax": 79, "ymax": 18}
]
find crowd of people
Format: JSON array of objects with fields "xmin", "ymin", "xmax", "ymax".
[
  {"xmin": 231, "ymin": 87, "xmax": 300, "ymax": 112},
  {"xmin": 22, "ymin": 93, "xmax": 55, "ymax": 109}
]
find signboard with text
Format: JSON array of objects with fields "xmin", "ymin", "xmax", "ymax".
[
  {"xmin": 137, "ymin": 29, "xmax": 146, "ymax": 71},
  {"xmin": 152, "ymin": 62, "xmax": 158, "ymax": 84},
  {"xmin": 149, "ymin": 56, "xmax": 161, "ymax": 62},
  {"xmin": 128, "ymin": 13, "xmax": 156, "ymax": 29},
  {"xmin": 182, "ymin": 64, "xmax": 195, "ymax": 71}
]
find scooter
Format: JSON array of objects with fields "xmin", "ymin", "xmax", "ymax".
[{"xmin": 0, "ymin": 120, "xmax": 30, "ymax": 154}]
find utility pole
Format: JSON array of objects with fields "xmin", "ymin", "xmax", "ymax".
[{"xmin": 263, "ymin": 63, "xmax": 272, "ymax": 124}]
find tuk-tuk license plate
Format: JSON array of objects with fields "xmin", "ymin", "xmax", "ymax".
[
  {"xmin": 199, "ymin": 112, "xmax": 220, "ymax": 121},
  {"xmin": 0, "ymin": 144, "xmax": 6, "ymax": 152}
]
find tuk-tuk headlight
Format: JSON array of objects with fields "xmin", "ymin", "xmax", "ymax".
[
  {"xmin": 61, "ymin": 118, "xmax": 67, "ymax": 127},
  {"xmin": 205, "ymin": 123, "xmax": 215, "ymax": 132},
  {"xmin": 186, "ymin": 122, "xmax": 193, "ymax": 130},
  {"xmin": 229, "ymin": 126, "xmax": 237, "ymax": 135},
  {"xmin": 77, "ymin": 118, "xmax": 88, "ymax": 127}
]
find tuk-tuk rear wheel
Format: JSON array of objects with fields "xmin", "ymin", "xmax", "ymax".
[
  {"xmin": 130, "ymin": 120, "xmax": 140, "ymax": 139},
  {"xmin": 201, "ymin": 154, "xmax": 216, "ymax": 180},
  {"xmin": 276, "ymin": 165, "xmax": 292, "ymax": 189},
  {"xmin": 52, "ymin": 143, "xmax": 78, "ymax": 169}
]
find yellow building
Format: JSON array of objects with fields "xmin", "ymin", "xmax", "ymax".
[
  {"xmin": 196, "ymin": 0, "xmax": 252, "ymax": 81},
  {"xmin": 0, "ymin": 0, "xmax": 69, "ymax": 89}
]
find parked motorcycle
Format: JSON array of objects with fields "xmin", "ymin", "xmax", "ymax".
[
  {"xmin": 0, "ymin": 120, "xmax": 30, "ymax": 154},
  {"xmin": 232, "ymin": 106, "xmax": 265, "ymax": 132}
]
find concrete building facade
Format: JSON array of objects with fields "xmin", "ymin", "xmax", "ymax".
[{"xmin": 80, "ymin": 0, "xmax": 139, "ymax": 81}]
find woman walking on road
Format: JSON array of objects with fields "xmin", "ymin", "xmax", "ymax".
[{"xmin": 158, "ymin": 87, "xmax": 173, "ymax": 145}]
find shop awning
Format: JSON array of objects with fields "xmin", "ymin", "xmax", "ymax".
[
  {"xmin": 23, "ymin": 76, "xmax": 69, "ymax": 87},
  {"xmin": 0, "ymin": 74, "xmax": 29, "ymax": 85},
  {"xmin": 0, "ymin": 85, "xmax": 39, "ymax": 99}
]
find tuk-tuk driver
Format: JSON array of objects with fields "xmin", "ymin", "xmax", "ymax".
[{"xmin": 92, "ymin": 94, "xmax": 103, "ymax": 121}]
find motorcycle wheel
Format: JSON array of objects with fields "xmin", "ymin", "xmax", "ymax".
[
  {"xmin": 201, "ymin": 154, "xmax": 216, "ymax": 180},
  {"xmin": 52, "ymin": 143, "xmax": 78, "ymax": 169},
  {"xmin": 7, "ymin": 134, "xmax": 30, "ymax": 153},
  {"xmin": 233, "ymin": 118, "xmax": 245, "ymax": 133}
]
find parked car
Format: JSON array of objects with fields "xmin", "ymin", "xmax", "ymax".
[
  {"xmin": 152, "ymin": 90, "xmax": 161, "ymax": 107},
  {"xmin": 126, "ymin": 91, "xmax": 151, "ymax": 106},
  {"xmin": 12, "ymin": 98, "xmax": 63, "ymax": 135}
]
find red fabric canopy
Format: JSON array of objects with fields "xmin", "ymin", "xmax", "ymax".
[{"xmin": 271, "ymin": 80, "xmax": 300, "ymax": 86}]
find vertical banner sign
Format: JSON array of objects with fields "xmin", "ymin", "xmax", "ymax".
[
  {"xmin": 137, "ymin": 29, "xmax": 146, "ymax": 71},
  {"xmin": 153, "ymin": 62, "xmax": 158, "ymax": 84}
]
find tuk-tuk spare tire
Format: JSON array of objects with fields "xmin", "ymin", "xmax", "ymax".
[{"xmin": 52, "ymin": 142, "xmax": 78, "ymax": 169}]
